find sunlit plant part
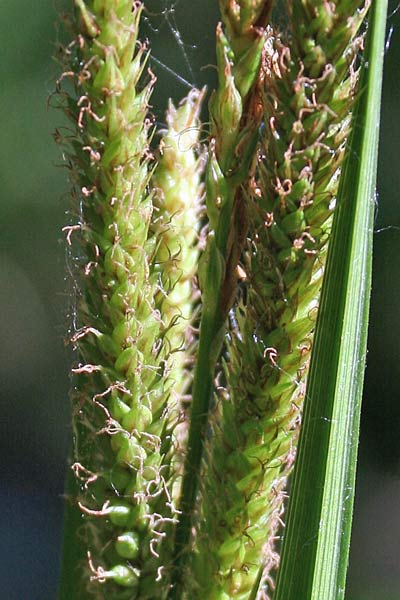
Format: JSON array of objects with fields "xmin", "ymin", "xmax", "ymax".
[
  {"xmin": 57, "ymin": 1, "xmax": 202, "ymax": 597},
  {"xmin": 56, "ymin": 1, "xmax": 385, "ymax": 598}
]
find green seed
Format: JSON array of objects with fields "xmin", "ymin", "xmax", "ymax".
[
  {"xmin": 115, "ymin": 531, "xmax": 140, "ymax": 559},
  {"xmin": 105, "ymin": 564, "xmax": 140, "ymax": 588},
  {"xmin": 106, "ymin": 502, "xmax": 132, "ymax": 528}
]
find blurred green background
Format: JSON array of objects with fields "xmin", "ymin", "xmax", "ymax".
[{"xmin": 0, "ymin": 2, "xmax": 399, "ymax": 599}]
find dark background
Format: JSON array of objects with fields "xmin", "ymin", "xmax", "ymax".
[{"xmin": 0, "ymin": 2, "xmax": 399, "ymax": 599}]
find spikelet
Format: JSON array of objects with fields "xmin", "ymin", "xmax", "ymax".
[
  {"xmin": 151, "ymin": 90, "xmax": 204, "ymax": 410},
  {"xmin": 57, "ymin": 2, "xmax": 200, "ymax": 597},
  {"xmin": 205, "ymin": 0, "xmax": 274, "ymax": 311},
  {"xmin": 134, "ymin": 90, "xmax": 205, "ymax": 597},
  {"xmin": 193, "ymin": 2, "xmax": 370, "ymax": 598},
  {"xmin": 150, "ymin": 89, "xmax": 205, "ymax": 499}
]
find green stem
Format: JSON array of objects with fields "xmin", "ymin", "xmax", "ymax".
[{"xmin": 172, "ymin": 313, "xmax": 222, "ymax": 544}]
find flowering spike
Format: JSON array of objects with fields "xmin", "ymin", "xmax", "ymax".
[
  {"xmin": 193, "ymin": 1, "xmax": 370, "ymax": 597},
  {"xmin": 149, "ymin": 87, "xmax": 205, "ymax": 502},
  {"xmin": 57, "ymin": 2, "xmax": 202, "ymax": 597}
]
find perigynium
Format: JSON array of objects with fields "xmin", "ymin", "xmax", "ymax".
[
  {"xmin": 58, "ymin": 2, "xmax": 201, "ymax": 597},
  {"xmin": 192, "ymin": 1, "xmax": 370, "ymax": 598}
]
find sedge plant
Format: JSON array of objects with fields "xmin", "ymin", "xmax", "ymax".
[{"xmin": 57, "ymin": 0, "xmax": 387, "ymax": 599}]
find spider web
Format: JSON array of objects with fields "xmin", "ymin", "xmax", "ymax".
[{"xmin": 142, "ymin": 0, "xmax": 219, "ymax": 117}]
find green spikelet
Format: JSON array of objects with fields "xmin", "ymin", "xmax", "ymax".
[
  {"xmin": 206, "ymin": 0, "xmax": 274, "ymax": 309},
  {"xmin": 150, "ymin": 89, "xmax": 205, "ymax": 501},
  {"xmin": 58, "ymin": 2, "xmax": 195, "ymax": 597},
  {"xmin": 193, "ymin": 2, "xmax": 370, "ymax": 598},
  {"xmin": 151, "ymin": 89, "xmax": 204, "ymax": 409}
]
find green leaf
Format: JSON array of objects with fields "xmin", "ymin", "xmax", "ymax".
[{"xmin": 273, "ymin": 2, "xmax": 388, "ymax": 599}]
